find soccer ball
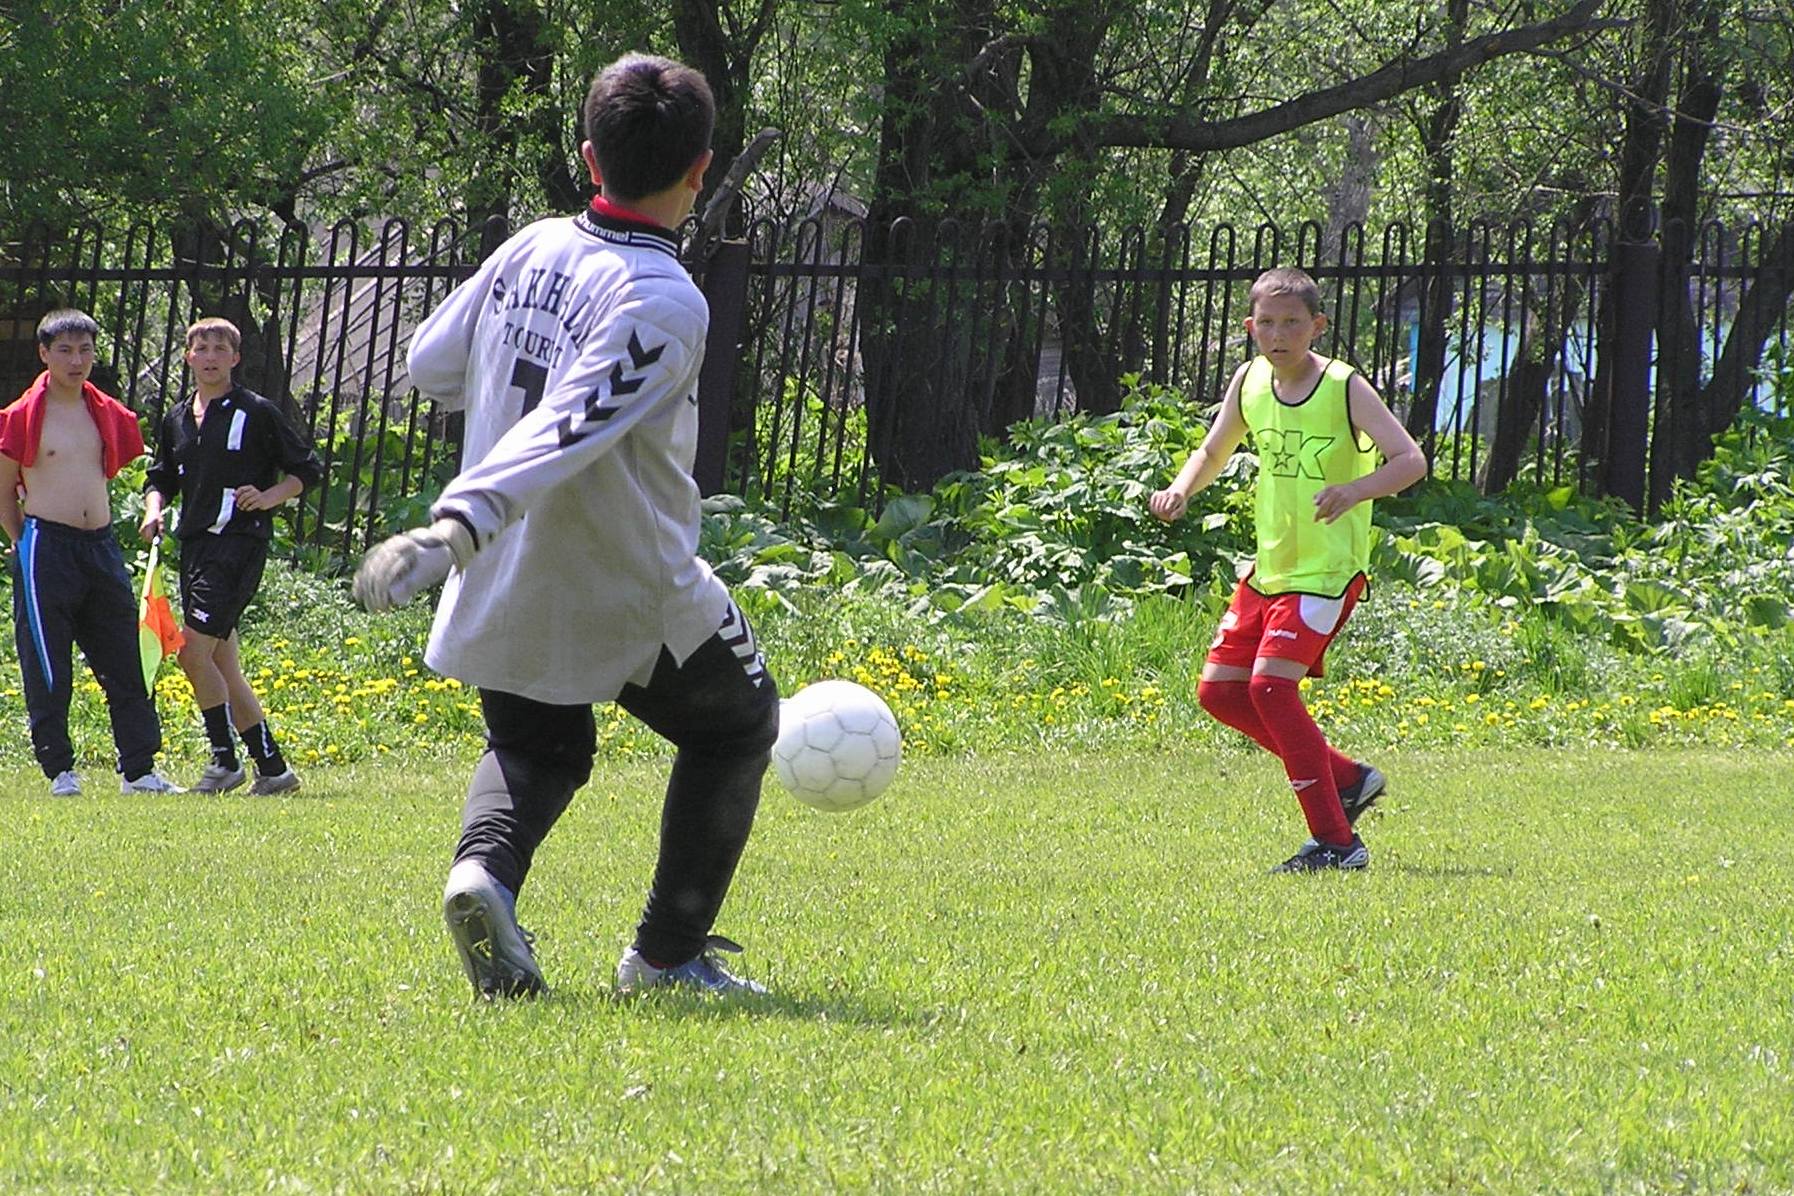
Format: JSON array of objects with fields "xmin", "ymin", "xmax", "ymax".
[{"xmin": 772, "ymin": 680, "xmax": 902, "ymax": 812}]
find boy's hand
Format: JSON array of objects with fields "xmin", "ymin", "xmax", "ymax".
[
  {"xmin": 139, "ymin": 512, "xmax": 163, "ymax": 541},
  {"xmin": 1149, "ymin": 488, "xmax": 1190, "ymax": 522},
  {"xmin": 234, "ymin": 484, "xmax": 269, "ymax": 511},
  {"xmin": 1312, "ymin": 481, "xmax": 1363, "ymax": 524},
  {"xmin": 353, "ymin": 518, "xmax": 475, "ymax": 612}
]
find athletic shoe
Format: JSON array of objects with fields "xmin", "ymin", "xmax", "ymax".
[
  {"xmin": 191, "ymin": 762, "xmax": 247, "ymax": 794},
  {"xmin": 1338, "ymin": 761, "xmax": 1386, "ymax": 826},
  {"xmin": 248, "ymin": 768, "xmax": 301, "ymax": 796},
  {"xmin": 50, "ymin": 770, "xmax": 82, "ymax": 797},
  {"xmin": 615, "ymin": 935, "xmax": 768, "ymax": 997},
  {"xmin": 442, "ymin": 859, "xmax": 545, "ymax": 999},
  {"xmin": 120, "ymin": 771, "xmax": 184, "ymax": 794},
  {"xmin": 1271, "ymin": 834, "xmax": 1370, "ymax": 873}
]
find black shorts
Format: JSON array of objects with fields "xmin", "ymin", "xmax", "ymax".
[{"xmin": 178, "ymin": 535, "xmax": 269, "ymax": 639}]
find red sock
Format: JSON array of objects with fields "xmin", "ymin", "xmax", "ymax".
[
  {"xmin": 1197, "ymin": 679, "xmax": 1279, "ymax": 754},
  {"xmin": 1248, "ymin": 675, "xmax": 1353, "ymax": 847},
  {"xmin": 1201, "ymin": 678, "xmax": 1360, "ymax": 785}
]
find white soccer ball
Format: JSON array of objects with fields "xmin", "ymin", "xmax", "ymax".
[{"xmin": 772, "ymin": 680, "xmax": 902, "ymax": 812}]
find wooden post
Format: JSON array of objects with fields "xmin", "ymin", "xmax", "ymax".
[
  {"xmin": 695, "ymin": 239, "xmax": 751, "ymax": 496},
  {"xmin": 1603, "ymin": 237, "xmax": 1658, "ymax": 512}
]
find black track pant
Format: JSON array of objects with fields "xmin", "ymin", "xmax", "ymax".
[
  {"xmin": 454, "ymin": 617, "xmax": 779, "ymax": 967},
  {"xmin": 11, "ymin": 518, "xmax": 162, "ymax": 779}
]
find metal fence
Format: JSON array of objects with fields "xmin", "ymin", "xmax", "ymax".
[
  {"xmin": 2, "ymin": 212, "xmax": 1789, "ymax": 554},
  {"xmin": 713, "ymin": 214, "xmax": 1793, "ymax": 518},
  {"xmin": 0, "ymin": 217, "xmax": 493, "ymax": 560}
]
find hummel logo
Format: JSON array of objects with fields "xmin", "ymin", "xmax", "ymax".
[
  {"xmin": 1266, "ymin": 628, "xmax": 1299, "ymax": 640},
  {"xmin": 625, "ymin": 331, "xmax": 664, "ymax": 370},
  {"xmin": 558, "ymin": 330, "xmax": 667, "ymax": 448}
]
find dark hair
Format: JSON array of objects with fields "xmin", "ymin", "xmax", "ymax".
[
  {"xmin": 37, "ymin": 308, "xmax": 101, "ymax": 346},
  {"xmin": 186, "ymin": 316, "xmax": 242, "ymax": 352},
  {"xmin": 582, "ymin": 54, "xmax": 714, "ymax": 202},
  {"xmin": 1248, "ymin": 267, "xmax": 1323, "ymax": 316}
]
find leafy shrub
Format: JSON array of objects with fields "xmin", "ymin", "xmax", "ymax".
[
  {"xmin": 1377, "ymin": 404, "xmax": 1794, "ymax": 653},
  {"xmin": 749, "ymin": 378, "xmax": 874, "ymax": 510}
]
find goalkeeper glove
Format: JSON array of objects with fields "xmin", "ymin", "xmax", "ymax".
[{"xmin": 353, "ymin": 517, "xmax": 475, "ymax": 612}]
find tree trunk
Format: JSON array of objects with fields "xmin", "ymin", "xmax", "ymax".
[
  {"xmin": 1587, "ymin": 0, "xmax": 1677, "ymax": 497},
  {"xmin": 1647, "ymin": 1, "xmax": 1725, "ymax": 510},
  {"xmin": 673, "ymin": 0, "xmax": 778, "ymax": 230},
  {"xmin": 465, "ymin": 0, "xmax": 563, "ymax": 224},
  {"xmin": 1053, "ymin": 220, "xmax": 1126, "ymax": 418},
  {"xmin": 1688, "ymin": 220, "xmax": 1794, "ymax": 464},
  {"xmin": 1403, "ymin": 0, "xmax": 1468, "ymax": 452},
  {"xmin": 1480, "ymin": 273, "xmax": 1584, "ymax": 493},
  {"xmin": 858, "ymin": 0, "xmax": 1010, "ymax": 489}
]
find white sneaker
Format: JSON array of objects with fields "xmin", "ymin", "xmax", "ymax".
[
  {"xmin": 616, "ymin": 936, "xmax": 769, "ymax": 996},
  {"xmin": 442, "ymin": 860, "xmax": 545, "ymax": 998},
  {"xmin": 191, "ymin": 762, "xmax": 247, "ymax": 794},
  {"xmin": 120, "ymin": 771, "xmax": 184, "ymax": 794},
  {"xmin": 248, "ymin": 767, "xmax": 301, "ymax": 796},
  {"xmin": 50, "ymin": 770, "xmax": 82, "ymax": 796}
]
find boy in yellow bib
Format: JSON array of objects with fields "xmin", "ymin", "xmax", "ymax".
[{"xmin": 1151, "ymin": 268, "xmax": 1426, "ymax": 871}]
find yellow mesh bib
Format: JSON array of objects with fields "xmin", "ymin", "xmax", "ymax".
[{"xmin": 1239, "ymin": 356, "xmax": 1378, "ymax": 596}]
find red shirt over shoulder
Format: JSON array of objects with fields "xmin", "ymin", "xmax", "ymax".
[{"xmin": 0, "ymin": 372, "xmax": 145, "ymax": 478}]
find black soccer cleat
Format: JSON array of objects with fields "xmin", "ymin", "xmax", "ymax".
[
  {"xmin": 1338, "ymin": 761, "xmax": 1386, "ymax": 827},
  {"xmin": 1272, "ymin": 834, "xmax": 1371, "ymax": 873}
]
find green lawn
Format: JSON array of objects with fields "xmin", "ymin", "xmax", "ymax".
[{"xmin": 4, "ymin": 748, "xmax": 1791, "ymax": 1193}]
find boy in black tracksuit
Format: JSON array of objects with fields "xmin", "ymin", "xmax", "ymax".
[
  {"xmin": 141, "ymin": 317, "xmax": 324, "ymax": 795},
  {"xmin": 1, "ymin": 308, "xmax": 179, "ymax": 795}
]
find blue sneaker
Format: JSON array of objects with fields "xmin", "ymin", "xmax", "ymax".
[
  {"xmin": 1338, "ymin": 762, "xmax": 1386, "ymax": 826},
  {"xmin": 615, "ymin": 935, "xmax": 768, "ymax": 996},
  {"xmin": 1272, "ymin": 834, "xmax": 1370, "ymax": 873},
  {"xmin": 442, "ymin": 860, "xmax": 545, "ymax": 999}
]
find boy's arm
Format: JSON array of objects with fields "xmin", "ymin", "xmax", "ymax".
[
  {"xmin": 236, "ymin": 399, "xmax": 325, "ymax": 512},
  {"xmin": 0, "ymin": 454, "xmax": 22, "ymax": 546},
  {"xmin": 1312, "ymin": 375, "xmax": 1428, "ymax": 524},
  {"xmin": 234, "ymin": 474, "xmax": 306, "ymax": 512},
  {"xmin": 1149, "ymin": 364, "xmax": 1251, "ymax": 522},
  {"xmin": 407, "ymin": 255, "xmax": 504, "ymax": 410}
]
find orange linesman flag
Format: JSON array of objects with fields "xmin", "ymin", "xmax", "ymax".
[{"xmin": 138, "ymin": 537, "xmax": 184, "ymax": 693}]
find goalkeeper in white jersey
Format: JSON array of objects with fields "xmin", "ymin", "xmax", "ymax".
[{"xmin": 354, "ymin": 54, "xmax": 779, "ymax": 999}]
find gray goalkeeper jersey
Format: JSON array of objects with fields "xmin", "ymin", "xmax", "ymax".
[{"xmin": 408, "ymin": 206, "xmax": 729, "ymax": 704}]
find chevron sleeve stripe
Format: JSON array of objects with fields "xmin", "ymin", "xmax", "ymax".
[{"xmin": 431, "ymin": 296, "xmax": 701, "ymax": 550}]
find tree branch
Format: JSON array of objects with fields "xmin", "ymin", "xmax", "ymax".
[
  {"xmin": 697, "ymin": 126, "xmax": 782, "ymax": 248},
  {"xmin": 1050, "ymin": 0, "xmax": 1616, "ymax": 156}
]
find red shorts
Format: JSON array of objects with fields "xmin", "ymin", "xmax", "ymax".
[{"xmin": 1206, "ymin": 574, "xmax": 1367, "ymax": 677}]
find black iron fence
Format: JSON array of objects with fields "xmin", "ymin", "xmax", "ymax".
[
  {"xmin": 711, "ymin": 213, "xmax": 1793, "ymax": 518},
  {"xmin": 0, "ymin": 217, "xmax": 493, "ymax": 561},
  {"xmin": 2, "ymin": 212, "xmax": 1789, "ymax": 555}
]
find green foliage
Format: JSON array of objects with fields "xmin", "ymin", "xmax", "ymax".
[
  {"xmin": 939, "ymin": 375, "xmax": 1251, "ymax": 597},
  {"xmin": 0, "ymin": 0, "xmax": 334, "ymax": 227},
  {"xmin": 689, "ymin": 370, "xmax": 1794, "ymax": 755},
  {"xmin": 751, "ymin": 378, "xmax": 874, "ymax": 509},
  {"xmin": 710, "ymin": 376, "xmax": 1253, "ymax": 624},
  {"xmin": 1377, "ymin": 404, "xmax": 1794, "ymax": 653},
  {"xmin": 296, "ymin": 423, "xmax": 453, "ymax": 568},
  {"xmin": 709, "ymin": 371, "xmax": 1794, "ymax": 670}
]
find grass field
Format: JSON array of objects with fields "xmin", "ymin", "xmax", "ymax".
[{"xmin": 4, "ymin": 747, "xmax": 1792, "ymax": 1193}]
